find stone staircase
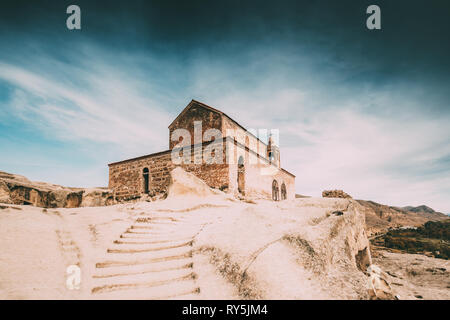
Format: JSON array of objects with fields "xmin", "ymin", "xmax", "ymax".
[{"xmin": 90, "ymin": 212, "xmax": 206, "ymax": 299}]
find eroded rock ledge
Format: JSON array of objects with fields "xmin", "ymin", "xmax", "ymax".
[{"xmin": 0, "ymin": 171, "xmax": 113, "ymax": 208}]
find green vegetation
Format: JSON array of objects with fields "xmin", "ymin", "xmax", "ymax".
[{"xmin": 381, "ymin": 220, "xmax": 450, "ymax": 259}]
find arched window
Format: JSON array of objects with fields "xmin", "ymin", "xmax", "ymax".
[
  {"xmin": 237, "ymin": 156, "xmax": 245, "ymax": 195},
  {"xmin": 143, "ymin": 168, "xmax": 149, "ymax": 194},
  {"xmin": 272, "ymin": 180, "xmax": 279, "ymax": 201},
  {"xmin": 281, "ymin": 183, "xmax": 287, "ymax": 200}
]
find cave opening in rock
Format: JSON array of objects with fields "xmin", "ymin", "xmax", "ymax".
[{"xmin": 355, "ymin": 247, "xmax": 371, "ymax": 272}]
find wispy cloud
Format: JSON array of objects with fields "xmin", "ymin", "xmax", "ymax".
[
  {"xmin": 182, "ymin": 52, "xmax": 450, "ymax": 212},
  {"xmin": 0, "ymin": 39, "xmax": 449, "ymax": 212},
  {"xmin": 0, "ymin": 58, "xmax": 172, "ymax": 153},
  {"xmin": 0, "ymin": 44, "xmax": 180, "ymax": 186}
]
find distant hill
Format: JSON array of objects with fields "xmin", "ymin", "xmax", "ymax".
[
  {"xmin": 356, "ymin": 200, "xmax": 449, "ymax": 237},
  {"xmin": 400, "ymin": 205, "xmax": 449, "ymax": 221},
  {"xmin": 402, "ymin": 205, "xmax": 438, "ymax": 214}
]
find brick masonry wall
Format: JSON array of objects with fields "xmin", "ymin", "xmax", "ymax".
[
  {"xmin": 222, "ymin": 116, "xmax": 268, "ymax": 159},
  {"xmin": 108, "ymin": 140, "xmax": 229, "ymax": 201},
  {"xmin": 169, "ymin": 102, "xmax": 222, "ymax": 149},
  {"xmin": 108, "ymin": 152, "xmax": 172, "ymax": 200},
  {"xmin": 109, "ymin": 138, "xmax": 295, "ymax": 202}
]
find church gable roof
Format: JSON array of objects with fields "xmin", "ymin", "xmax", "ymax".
[
  {"xmin": 168, "ymin": 99, "xmax": 268, "ymax": 148},
  {"xmin": 168, "ymin": 100, "xmax": 223, "ymax": 129}
]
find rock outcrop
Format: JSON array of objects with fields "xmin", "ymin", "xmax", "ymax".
[
  {"xmin": 0, "ymin": 171, "xmax": 113, "ymax": 208},
  {"xmin": 366, "ymin": 264, "xmax": 396, "ymax": 300},
  {"xmin": 195, "ymin": 196, "xmax": 375, "ymax": 299},
  {"xmin": 322, "ymin": 189, "xmax": 352, "ymax": 199},
  {"xmin": 167, "ymin": 167, "xmax": 220, "ymax": 199}
]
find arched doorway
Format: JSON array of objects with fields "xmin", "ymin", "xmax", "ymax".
[
  {"xmin": 281, "ymin": 183, "xmax": 287, "ymax": 200},
  {"xmin": 272, "ymin": 180, "xmax": 279, "ymax": 201},
  {"xmin": 237, "ymin": 156, "xmax": 245, "ymax": 195},
  {"xmin": 143, "ymin": 168, "xmax": 149, "ymax": 194}
]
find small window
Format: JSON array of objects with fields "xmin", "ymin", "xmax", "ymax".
[
  {"xmin": 143, "ymin": 168, "xmax": 150, "ymax": 194},
  {"xmin": 272, "ymin": 180, "xmax": 279, "ymax": 201},
  {"xmin": 281, "ymin": 183, "xmax": 287, "ymax": 200},
  {"xmin": 238, "ymin": 155, "xmax": 244, "ymax": 167}
]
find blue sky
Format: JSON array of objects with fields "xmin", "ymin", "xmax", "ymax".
[{"xmin": 0, "ymin": 0, "xmax": 449, "ymax": 212}]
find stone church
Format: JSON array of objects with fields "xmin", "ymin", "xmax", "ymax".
[{"xmin": 108, "ymin": 100, "xmax": 295, "ymax": 201}]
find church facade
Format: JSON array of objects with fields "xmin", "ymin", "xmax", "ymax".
[{"xmin": 108, "ymin": 100, "xmax": 295, "ymax": 201}]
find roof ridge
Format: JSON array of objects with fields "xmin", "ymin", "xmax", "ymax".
[{"xmin": 169, "ymin": 99, "xmax": 268, "ymax": 148}]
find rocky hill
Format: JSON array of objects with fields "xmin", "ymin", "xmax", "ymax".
[
  {"xmin": 402, "ymin": 205, "xmax": 435, "ymax": 213},
  {"xmin": 321, "ymin": 190, "xmax": 448, "ymax": 237},
  {"xmin": 401, "ymin": 205, "xmax": 448, "ymax": 218},
  {"xmin": 356, "ymin": 200, "xmax": 448, "ymax": 237}
]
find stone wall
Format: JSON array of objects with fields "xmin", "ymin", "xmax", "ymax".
[
  {"xmin": 225, "ymin": 139, "xmax": 295, "ymax": 200},
  {"xmin": 222, "ymin": 116, "xmax": 268, "ymax": 159},
  {"xmin": 109, "ymin": 151, "xmax": 172, "ymax": 201},
  {"xmin": 168, "ymin": 102, "xmax": 268, "ymax": 160},
  {"xmin": 108, "ymin": 140, "xmax": 230, "ymax": 201},
  {"xmin": 169, "ymin": 102, "xmax": 222, "ymax": 149},
  {"xmin": 109, "ymin": 136, "xmax": 295, "ymax": 202}
]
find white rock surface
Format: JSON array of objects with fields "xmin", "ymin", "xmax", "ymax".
[
  {"xmin": 0, "ymin": 168, "xmax": 394, "ymax": 299},
  {"xmin": 367, "ymin": 264, "xmax": 395, "ymax": 300}
]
